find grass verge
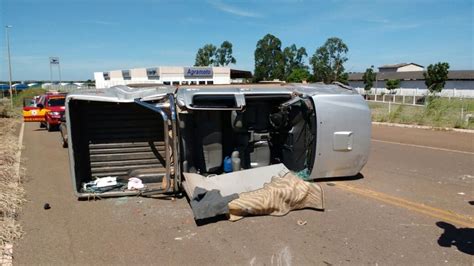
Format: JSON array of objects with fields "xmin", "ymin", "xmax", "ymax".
[{"xmin": 369, "ymin": 97, "xmax": 474, "ymax": 129}]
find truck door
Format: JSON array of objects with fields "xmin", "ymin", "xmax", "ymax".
[{"xmin": 22, "ymin": 96, "xmax": 48, "ymax": 122}]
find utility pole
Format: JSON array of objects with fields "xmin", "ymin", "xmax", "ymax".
[{"xmin": 5, "ymin": 25, "xmax": 13, "ymax": 106}]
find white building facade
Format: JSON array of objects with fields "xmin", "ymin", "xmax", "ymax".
[{"xmin": 94, "ymin": 66, "xmax": 251, "ymax": 88}]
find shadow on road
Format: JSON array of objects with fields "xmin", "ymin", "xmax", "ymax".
[
  {"xmin": 314, "ymin": 173, "xmax": 365, "ymax": 183},
  {"xmin": 436, "ymin": 221, "xmax": 474, "ymax": 255}
]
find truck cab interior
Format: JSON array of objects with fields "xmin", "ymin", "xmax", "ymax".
[{"xmin": 177, "ymin": 92, "xmax": 317, "ymax": 177}]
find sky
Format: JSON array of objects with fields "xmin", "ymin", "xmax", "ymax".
[{"xmin": 0, "ymin": 0, "xmax": 473, "ymax": 81}]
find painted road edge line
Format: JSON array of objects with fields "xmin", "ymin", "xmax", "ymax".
[
  {"xmin": 372, "ymin": 139, "xmax": 474, "ymax": 155},
  {"xmin": 335, "ymin": 183, "xmax": 474, "ymax": 228},
  {"xmin": 372, "ymin": 122, "xmax": 474, "ymax": 134},
  {"xmin": 15, "ymin": 121, "xmax": 25, "ymax": 183}
]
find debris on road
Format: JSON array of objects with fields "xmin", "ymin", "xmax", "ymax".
[
  {"xmin": 297, "ymin": 220, "xmax": 307, "ymax": 226},
  {"xmin": 43, "ymin": 203, "xmax": 51, "ymax": 210}
]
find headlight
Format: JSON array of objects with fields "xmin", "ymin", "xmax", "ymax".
[{"xmin": 50, "ymin": 112, "xmax": 61, "ymax": 116}]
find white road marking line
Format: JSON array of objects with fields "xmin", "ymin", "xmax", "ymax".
[
  {"xmin": 15, "ymin": 122, "xmax": 25, "ymax": 183},
  {"xmin": 372, "ymin": 139, "xmax": 474, "ymax": 155}
]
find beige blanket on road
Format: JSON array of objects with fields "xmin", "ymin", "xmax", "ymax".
[{"xmin": 228, "ymin": 172, "xmax": 324, "ymax": 221}]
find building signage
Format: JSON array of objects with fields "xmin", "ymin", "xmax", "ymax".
[
  {"xmin": 49, "ymin": 57, "xmax": 60, "ymax": 64},
  {"xmin": 146, "ymin": 68, "xmax": 160, "ymax": 80},
  {"xmin": 184, "ymin": 67, "xmax": 213, "ymax": 78}
]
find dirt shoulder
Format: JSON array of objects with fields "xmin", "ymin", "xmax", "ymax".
[{"xmin": 0, "ymin": 117, "xmax": 24, "ymax": 263}]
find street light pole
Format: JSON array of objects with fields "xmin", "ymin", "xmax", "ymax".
[{"xmin": 5, "ymin": 25, "xmax": 13, "ymax": 106}]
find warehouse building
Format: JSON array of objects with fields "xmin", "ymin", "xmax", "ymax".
[
  {"xmin": 94, "ymin": 66, "xmax": 252, "ymax": 88},
  {"xmin": 378, "ymin": 63, "xmax": 424, "ymax": 73},
  {"xmin": 348, "ymin": 63, "xmax": 474, "ymax": 97}
]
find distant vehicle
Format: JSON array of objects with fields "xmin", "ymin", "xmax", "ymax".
[
  {"xmin": 65, "ymin": 84, "xmax": 371, "ymax": 199},
  {"xmin": 23, "ymin": 92, "xmax": 67, "ymax": 131}
]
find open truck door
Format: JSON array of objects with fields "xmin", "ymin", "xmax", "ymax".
[{"xmin": 22, "ymin": 97, "xmax": 47, "ymax": 122}]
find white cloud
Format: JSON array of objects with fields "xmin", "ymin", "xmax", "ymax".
[{"xmin": 209, "ymin": 1, "xmax": 263, "ymax": 18}]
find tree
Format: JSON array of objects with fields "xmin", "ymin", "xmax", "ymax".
[
  {"xmin": 385, "ymin": 79, "xmax": 400, "ymax": 93},
  {"xmin": 216, "ymin": 41, "xmax": 236, "ymax": 66},
  {"xmin": 362, "ymin": 65, "xmax": 376, "ymax": 93},
  {"xmin": 423, "ymin": 62, "xmax": 450, "ymax": 94},
  {"xmin": 283, "ymin": 44, "xmax": 308, "ymax": 80},
  {"xmin": 286, "ymin": 68, "xmax": 311, "ymax": 83},
  {"xmin": 310, "ymin": 37, "xmax": 349, "ymax": 84},
  {"xmin": 254, "ymin": 34, "xmax": 285, "ymax": 82},
  {"xmin": 194, "ymin": 44, "xmax": 217, "ymax": 66}
]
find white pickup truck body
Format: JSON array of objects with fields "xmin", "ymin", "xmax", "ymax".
[{"xmin": 65, "ymin": 83, "xmax": 371, "ymax": 198}]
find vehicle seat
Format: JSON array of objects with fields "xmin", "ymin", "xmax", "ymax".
[
  {"xmin": 194, "ymin": 111, "xmax": 223, "ymax": 173},
  {"xmin": 231, "ymin": 110, "xmax": 271, "ymax": 169}
]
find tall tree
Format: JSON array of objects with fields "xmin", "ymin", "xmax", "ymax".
[
  {"xmin": 362, "ymin": 65, "xmax": 376, "ymax": 93},
  {"xmin": 423, "ymin": 62, "xmax": 450, "ymax": 94},
  {"xmin": 254, "ymin": 34, "xmax": 285, "ymax": 82},
  {"xmin": 194, "ymin": 44, "xmax": 217, "ymax": 66},
  {"xmin": 216, "ymin": 41, "xmax": 236, "ymax": 66},
  {"xmin": 283, "ymin": 44, "xmax": 308, "ymax": 80},
  {"xmin": 310, "ymin": 37, "xmax": 349, "ymax": 84},
  {"xmin": 286, "ymin": 68, "xmax": 311, "ymax": 83}
]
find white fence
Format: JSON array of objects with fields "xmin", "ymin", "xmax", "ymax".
[
  {"xmin": 42, "ymin": 84, "xmax": 95, "ymax": 92},
  {"xmin": 353, "ymin": 87, "xmax": 474, "ymax": 98}
]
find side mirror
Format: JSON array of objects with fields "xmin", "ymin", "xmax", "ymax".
[{"xmin": 37, "ymin": 103, "xmax": 44, "ymax": 109}]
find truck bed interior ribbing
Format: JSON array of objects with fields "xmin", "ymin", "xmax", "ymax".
[{"xmin": 68, "ymin": 100, "xmax": 169, "ymax": 194}]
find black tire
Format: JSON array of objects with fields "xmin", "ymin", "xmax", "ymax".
[
  {"xmin": 40, "ymin": 122, "xmax": 46, "ymax": 128},
  {"xmin": 46, "ymin": 122, "xmax": 53, "ymax": 132}
]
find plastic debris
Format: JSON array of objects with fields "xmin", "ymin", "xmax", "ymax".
[
  {"xmin": 95, "ymin": 176, "xmax": 118, "ymax": 188},
  {"xmin": 297, "ymin": 220, "xmax": 307, "ymax": 226},
  {"xmin": 127, "ymin": 177, "xmax": 144, "ymax": 190},
  {"xmin": 82, "ymin": 176, "xmax": 124, "ymax": 193},
  {"xmin": 295, "ymin": 168, "xmax": 311, "ymax": 180}
]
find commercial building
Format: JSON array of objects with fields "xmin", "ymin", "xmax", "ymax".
[
  {"xmin": 94, "ymin": 66, "xmax": 252, "ymax": 88},
  {"xmin": 378, "ymin": 63, "xmax": 424, "ymax": 73}
]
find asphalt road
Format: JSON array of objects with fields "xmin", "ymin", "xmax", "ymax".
[{"xmin": 14, "ymin": 123, "xmax": 474, "ymax": 265}]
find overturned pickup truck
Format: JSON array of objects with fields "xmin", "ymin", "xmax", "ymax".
[{"xmin": 65, "ymin": 83, "xmax": 370, "ymax": 218}]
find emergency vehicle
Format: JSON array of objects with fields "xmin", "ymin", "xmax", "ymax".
[{"xmin": 22, "ymin": 92, "xmax": 67, "ymax": 131}]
